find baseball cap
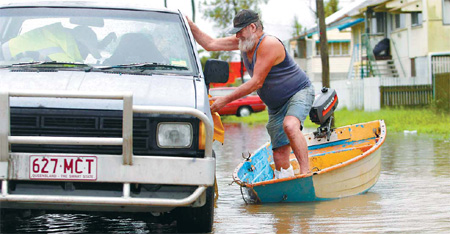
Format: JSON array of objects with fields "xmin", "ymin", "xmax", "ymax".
[{"xmin": 228, "ymin": 9, "xmax": 260, "ymax": 34}]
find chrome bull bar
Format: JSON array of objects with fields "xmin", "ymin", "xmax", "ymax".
[{"xmin": 0, "ymin": 90, "xmax": 213, "ymax": 207}]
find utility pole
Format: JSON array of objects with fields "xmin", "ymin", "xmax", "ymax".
[{"xmin": 316, "ymin": 0, "xmax": 330, "ymax": 89}]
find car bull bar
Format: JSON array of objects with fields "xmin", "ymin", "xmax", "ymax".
[{"xmin": 0, "ymin": 90, "xmax": 214, "ymax": 207}]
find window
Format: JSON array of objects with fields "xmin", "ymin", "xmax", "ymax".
[
  {"xmin": 392, "ymin": 14, "xmax": 406, "ymax": 30},
  {"xmin": 332, "ymin": 43, "xmax": 340, "ymax": 55},
  {"xmin": 411, "ymin": 12, "xmax": 423, "ymax": 26},
  {"xmin": 411, "ymin": 58, "xmax": 416, "ymax": 77},
  {"xmin": 444, "ymin": 0, "xmax": 450, "ymax": 24},
  {"xmin": 371, "ymin": 12, "xmax": 386, "ymax": 34},
  {"xmin": 341, "ymin": 42, "xmax": 349, "ymax": 55},
  {"xmin": 315, "ymin": 41, "xmax": 350, "ymax": 56}
]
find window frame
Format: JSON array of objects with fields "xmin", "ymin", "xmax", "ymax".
[{"xmin": 315, "ymin": 41, "xmax": 350, "ymax": 57}]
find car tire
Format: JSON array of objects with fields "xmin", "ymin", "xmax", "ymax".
[
  {"xmin": 175, "ymin": 184, "xmax": 215, "ymax": 233},
  {"xmin": 237, "ymin": 106, "xmax": 252, "ymax": 117}
]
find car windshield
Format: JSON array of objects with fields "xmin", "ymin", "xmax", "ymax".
[{"xmin": 0, "ymin": 7, "xmax": 197, "ymax": 75}]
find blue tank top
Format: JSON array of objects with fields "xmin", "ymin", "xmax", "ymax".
[{"xmin": 242, "ymin": 34, "xmax": 311, "ymax": 113}]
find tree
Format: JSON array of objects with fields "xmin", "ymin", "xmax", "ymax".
[
  {"xmin": 324, "ymin": 0, "xmax": 339, "ymax": 18},
  {"xmin": 292, "ymin": 15, "xmax": 303, "ymax": 37},
  {"xmin": 201, "ymin": 0, "xmax": 268, "ymax": 83},
  {"xmin": 317, "ymin": 0, "xmax": 334, "ymax": 126}
]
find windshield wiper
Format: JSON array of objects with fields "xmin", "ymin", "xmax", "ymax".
[
  {"xmin": 99, "ymin": 62, "xmax": 188, "ymax": 71},
  {"xmin": 7, "ymin": 61, "xmax": 92, "ymax": 70}
]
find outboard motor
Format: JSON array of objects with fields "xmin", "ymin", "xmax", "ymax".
[{"xmin": 309, "ymin": 87, "xmax": 338, "ymax": 141}]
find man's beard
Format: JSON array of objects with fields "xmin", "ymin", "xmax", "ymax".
[{"xmin": 238, "ymin": 32, "xmax": 257, "ymax": 52}]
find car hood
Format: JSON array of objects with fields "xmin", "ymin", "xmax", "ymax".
[{"xmin": 0, "ymin": 70, "xmax": 197, "ymax": 110}]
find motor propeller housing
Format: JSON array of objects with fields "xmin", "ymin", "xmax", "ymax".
[{"xmin": 309, "ymin": 87, "xmax": 338, "ymax": 140}]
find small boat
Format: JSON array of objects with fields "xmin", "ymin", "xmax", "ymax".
[{"xmin": 232, "ymin": 88, "xmax": 387, "ymax": 203}]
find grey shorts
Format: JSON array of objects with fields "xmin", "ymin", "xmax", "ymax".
[{"xmin": 266, "ymin": 85, "xmax": 315, "ymax": 149}]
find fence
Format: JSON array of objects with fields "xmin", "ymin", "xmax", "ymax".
[
  {"xmin": 431, "ymin": 54, "xmax": 450, "ymax": 111},
  {"xmin": 380, "ymin": 85, "xmax": 433, "ymax": 107},
  {"xmin": 313, "ymin": 76, "xmax": 433, "ymax": 111},
  {"xmin": 435, "ymin": 73, "xmax": 450, "ymax": 110}
]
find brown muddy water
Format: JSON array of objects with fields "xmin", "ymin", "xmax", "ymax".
[{"xmin": 1, "ymin": 122, "xmax": 450, "ymax": 233}]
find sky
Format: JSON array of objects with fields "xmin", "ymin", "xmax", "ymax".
[
  {"xmin": 167, "ymin": 0, "xmax": 318, "ymax": 41},
  {"xmin": 163, "ymin": 0, "xmax": 357, "ymax": 42}
]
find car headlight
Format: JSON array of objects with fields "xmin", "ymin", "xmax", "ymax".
[{"xmin": 157, "ymin": 122, "xmax": 193, "ymax": 148}]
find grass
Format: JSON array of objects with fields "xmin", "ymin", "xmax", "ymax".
[{"xmin": 221, "ymin": 108, "xmax": 450, "ymax": 138}]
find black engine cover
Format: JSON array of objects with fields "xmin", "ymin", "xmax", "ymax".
[{"xmin": 309, "ymin": 87, "xmax": 338, "ymax": 125}]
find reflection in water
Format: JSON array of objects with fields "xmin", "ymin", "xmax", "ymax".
[
  {"xmin": 0, "ymin": 212, "xmax": 170, "ymax": 233},
  {"xmin": 1, "ymin": 124, "xmax": 450, "ymax": 233},
  {"xmin": 213, "ymin": 125, "xmax": 450, "ymax": 233}
]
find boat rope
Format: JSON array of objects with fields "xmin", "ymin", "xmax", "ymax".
[
  {"xmin": 240, "ymin": 185, "xmax": 248, "ymax": 205},
  {"xmin": 230, "ymin": 178, "xmax": 249, "ymax": 204}
]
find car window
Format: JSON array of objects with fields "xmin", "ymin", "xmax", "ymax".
[{"xmin": 0, "ymin": 7, "xmax": 197, "ymax": 75}]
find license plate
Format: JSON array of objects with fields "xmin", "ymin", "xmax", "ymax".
[{"xmin": 29, "ymin": 155, "xmax": 97, "ymax": 181}]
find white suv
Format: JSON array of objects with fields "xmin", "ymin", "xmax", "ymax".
[{"xmin": 0, "ymin": 1, "xmax": 228, "ymax": 233}]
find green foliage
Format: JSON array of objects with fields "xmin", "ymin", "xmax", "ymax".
[
  {"xmin": 324, "ymin": 0, "xmax": 339, "ymax": 18},
  {"xmin": 221, "ymin": 108, "xmax": 450, "ymax": 138},
  {"xmin": 292, "ymin": 15, "xmax": 303, "ymax": 37}
]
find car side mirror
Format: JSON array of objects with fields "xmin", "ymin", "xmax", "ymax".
[{"xmin": 204, "ymin": 59, "xmax": 229, "ymax": 85}]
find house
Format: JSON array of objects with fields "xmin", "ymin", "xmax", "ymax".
[
  {"xmin": 290, "ymin": 0, "xmax": 450, "ymax": 111},
  {"xmin": 289, "ymin": 27, "xmax": 353, "ymax": 82},
  {"xmin": 347, "ymin": 0, "xmax": 450, "ymax": 81},
  {"xmin": 346, "ymin": 0, "xmax": 450, "ymax": 111},
  {"xmin": 288, "ymin": 1, "xmax": 362, "ymax": 83}
]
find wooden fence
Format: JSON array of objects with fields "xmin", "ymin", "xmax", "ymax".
[{"xmin": 380, "ymin": 85, "xmax": 433, "ymax": 107}]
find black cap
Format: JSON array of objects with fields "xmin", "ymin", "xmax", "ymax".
[{"xmin": 228, "ymin": 9, "xmax": 260, "ymax": 34}]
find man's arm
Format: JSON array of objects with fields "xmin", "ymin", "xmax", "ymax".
[
  {"xmin": 187, "ymin": 17, "xmax": 239, "ymax": 51},
  {"xmin": 210, "ymin": 36, "xmax": 285, "ymax": 112}
]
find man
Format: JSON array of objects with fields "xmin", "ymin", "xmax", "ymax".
[{"xmin": 188, "ymin": 9, "xmax": 315, "ymax": 179}]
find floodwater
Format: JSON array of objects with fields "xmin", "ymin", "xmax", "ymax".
[{"xmin": 1, "ymin": 122, "xmax": 450, "ymax": 233}]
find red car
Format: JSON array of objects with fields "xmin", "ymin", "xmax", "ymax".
[{"xmin": 209, "ymin": 87, "xmax": 266, "ymax": 117}]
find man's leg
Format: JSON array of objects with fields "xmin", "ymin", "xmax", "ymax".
[
  {"xmin": 273, "ymin": 144, "xmax": 291, "ymax": 171},
  {"xmin": 273, "ymin": 144, "xmax": 295, "ymax": 179},
  {"xmin": 283, "ymin": 116, "xmax": 310, "ymax": 174}
]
